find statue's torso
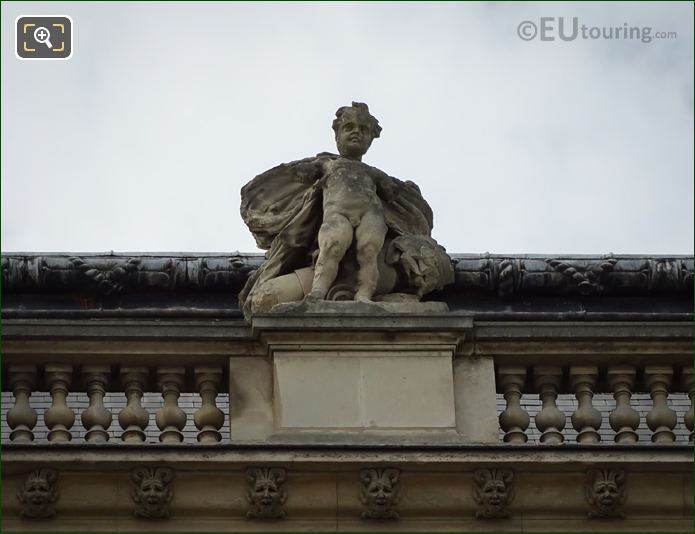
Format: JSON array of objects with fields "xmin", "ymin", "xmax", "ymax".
[{"xmin": 322, "ymin": 157, "xmax": 383, "ymax": 221}]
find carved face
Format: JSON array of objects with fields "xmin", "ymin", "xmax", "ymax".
[
  {"xmin": 592, "ymin": 480, "xmax": 620, "ymax": 511},
  {"xmin": 335, "ymin": 112, "xmax": 374, "ymax": 159},
  {"xmin": 253, "ymin": 479, "xmax": 280, "ymax": 507},
  {"xmin": 481, "ymin": 479, "xmax": 508, "ymax": 512},
  {"xmin": 365, "ymin": 479, "xmax": 395, "ymax": 510},
  {"xmin": 139, "ymin": 478, "xmax": 165, "ymax": 506},
  {"xmin": 23, "ymin": 479, "xmax": 51, "ymax": 506}
]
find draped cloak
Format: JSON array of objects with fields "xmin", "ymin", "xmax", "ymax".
[{"xmin": 239, "ymin": 153, "xmax": 435, "ymax": 317}]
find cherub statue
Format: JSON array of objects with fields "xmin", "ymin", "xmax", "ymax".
[{"xmin": 239, "ymin": 102, "xmax": 453, "ymax": 318}]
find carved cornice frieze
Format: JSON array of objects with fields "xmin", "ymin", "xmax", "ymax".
[
  {"xmin": 452, "ymin": 254, "xmax": 693, "ymax": 297},
  {"xmin": 1, "ymin": 253, "xmax": 692, "ymax": 297},
  {"xmin": 1, "ymin": 254, "xmax": 262, "ymax": 295}
]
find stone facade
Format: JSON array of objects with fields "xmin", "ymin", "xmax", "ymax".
[{"xmin": 2, "ymin": 253, "xmax": 693, "ymax": 532}]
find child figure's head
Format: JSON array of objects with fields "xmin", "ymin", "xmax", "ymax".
[{"xmin": 332, "ymin": 102, "xmax": 382, "ymax": 159}]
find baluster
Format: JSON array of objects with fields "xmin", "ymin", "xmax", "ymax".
[
  {"xmin": 570, "ymin": 366, "xmax": 601, "ymax": 443},
  {"xmin": 607, "ymin": 365, "xmax": 639, "ymax": 443},
  {"xmin": 194, "ymin": 366, "xmax": 224, "ymax": 443},
  {"xmin": 6, "ymin": 365, "xmax": 38, "ymax": 442},
  {"xmin": 118, "ymin": 367, "xmax": 149, "ymax": 443},
  {"xmin": 645, "ymin": 365, "xmax": 677, "ymax": 443},
  {"xmin": 498, "ymin": 366, "xmax": 529, "ymax": 443},
  {"xmin": 156, "ymin": 367, "xmax": 186, "ymax": 443},
  {"xmin": 44, "ymin": 364, "xmax": 75, "ymax": 442},
  {"xmin": 533, "ymin": 366, "xmax": 565, "ymax": 444},
  {"xmin": 684, "ymin": 367, "xmax": 693, "ymax": 442},
  {"xmin": 81, "ymin": 366, "xmax": 113, "ymax": 443}
]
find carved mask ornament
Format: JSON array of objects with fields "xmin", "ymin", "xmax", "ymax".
[
  {"xmin": 131, "ymin": 467, "xmax": 174, "ymax": 519},
  {"xmin": 246, "ymin": 467, "xmax": 287, "ymax": 519},
  {"xmin": 360, "ymin": 468, "xmax": 400, "ymax": 520},
  {"xmin": 17, "ymin": 468, "xmax": 59, "ymax": 519},
  {"xmin": 586, "ymin": 469, "xmax": 626, "ymax": 518},
  {"xmin": 473, "ymin": 468, "xmax": 514, "ymax": 519}
]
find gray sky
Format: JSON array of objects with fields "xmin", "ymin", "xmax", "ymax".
[{"xmin": 2, "ymin": 2, "xmax": 693, "ymax": 254}]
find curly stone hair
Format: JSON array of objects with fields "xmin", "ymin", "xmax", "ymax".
[{"xmin": 332, "ymin": 101, "xmax": 382, "ymax": 139}]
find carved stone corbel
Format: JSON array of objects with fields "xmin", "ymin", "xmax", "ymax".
[
  {"xmin": 130, "ymin": 467, "xmax": 174, "ymax": 519},
  {"xmin": 245, "ymin": 467, "xmax": 287, "ymax": 519},
  {"xmin": 473, "ymin": 468, "xmax": 514, "ymax": 519},
  {"xmin": 17, "ymin": 468, "xmax": 59, "ymax": 518},
  {"xmin": 359, "ymin": 468, "xmax": 400, "ymax": 520},
  {"xmin": 586, "ymin": 468, "xmax": 626, "ymax": 518}
]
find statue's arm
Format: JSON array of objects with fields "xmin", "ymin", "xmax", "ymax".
[
  {"xmin": 372, "ymin": 169, "xmax": 398, "ymax": 202},
  {"xmin": 295, "ymin": 159, "xmax": 326, "ymax": 185}
]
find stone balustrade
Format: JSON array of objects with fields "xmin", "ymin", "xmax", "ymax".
[
  {"xmin": 4, "ymin": 364, "xmax": 225, "ymax": 444},
  {"xmin": 497, "ymin": 364, "xmax": 693, "ymax": 444}
]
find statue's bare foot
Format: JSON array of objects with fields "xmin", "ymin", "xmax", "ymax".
[
  {"xmin": 354, "ymin": 294, "xmax": 373, "ymax": 303},
  {"xmin": 304, "ymin": 292, "xmax": 321, "ymax": 304}
]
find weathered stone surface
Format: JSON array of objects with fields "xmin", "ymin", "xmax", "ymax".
[
  {"xmin": 2, "ymin": 254, "xmax": 692, "ymax": 302},
  {"xmin": 585, "ymin": 469, "xmax": 626, "ymax": 519},
  {"xmin": 238, "ymin": 102, "xmax": 454, "ymax": 318},
  {"xmin": 130, "ymin": 466, "xmax": 174, "ymax": 519},
  {"xmin": 359, "ymin": 468, "xmax": 400, "ymax": 520},
  {"xmin": 273, "ymin": 351, "xmax": 455, "ymax": 430},
  {"xmin": 245, "ymin": 467, "xmax": 287, "ymax": 519},
  {"xmin": 472, "ymin": 468, "xmax": 514, "ymax": 519},
  {"xmin": 16, "ymin": 468, "xmax": 59, "ymax": 519}
]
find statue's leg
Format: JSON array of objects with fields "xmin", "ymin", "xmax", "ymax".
[
  {"xmin": 310, "ymin": 213, "xmax": 353, "ymax": 299},
  {"xmin": 354, "ymin": 210, "xmax": 388, "ymax": 302}
]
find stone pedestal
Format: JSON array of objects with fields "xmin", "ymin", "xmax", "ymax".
[{"xmin": 230, "ymin": 301, "xmax": 474, "ymax": 443}]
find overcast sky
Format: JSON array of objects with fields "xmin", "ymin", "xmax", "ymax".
[{"xmin": 2, "ymin": 2, "xmax": 693, "ymax": 255}]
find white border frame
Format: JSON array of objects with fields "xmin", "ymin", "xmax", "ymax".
[{"xmin": 15, "ymin": 15, "xmax": 74, "ymax": 61}]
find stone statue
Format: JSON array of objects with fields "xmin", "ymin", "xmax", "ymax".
[{"xmin": 239, "ymin": 102, "xmax": 454, "ymax": 318}]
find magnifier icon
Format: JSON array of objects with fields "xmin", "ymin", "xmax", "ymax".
[{"xmin": 33, "ymin": 26, "xmax": 53, "ymax": 49}]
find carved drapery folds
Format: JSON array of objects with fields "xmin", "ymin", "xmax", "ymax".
[
  {"xmin": 359, "ymin": 468, "xmax": 400, "ymax": 520},
  {"xmin": 472, "ymin": 468, "xmax": 514, "ymax": 519},
  {"xmin": 245, "ymin": 467, "xmax": 287, "ymax": 519},
  {"xmin": 131, "ymin": 467, "xmax": 174, "ymax": 519},
  {"xmin": 585, "ymin": 469, "xmax": 626, "ymax": 518},
  {"xmin": 17, "ymin": 469, "xmax": 59, "ymax": 519}
]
